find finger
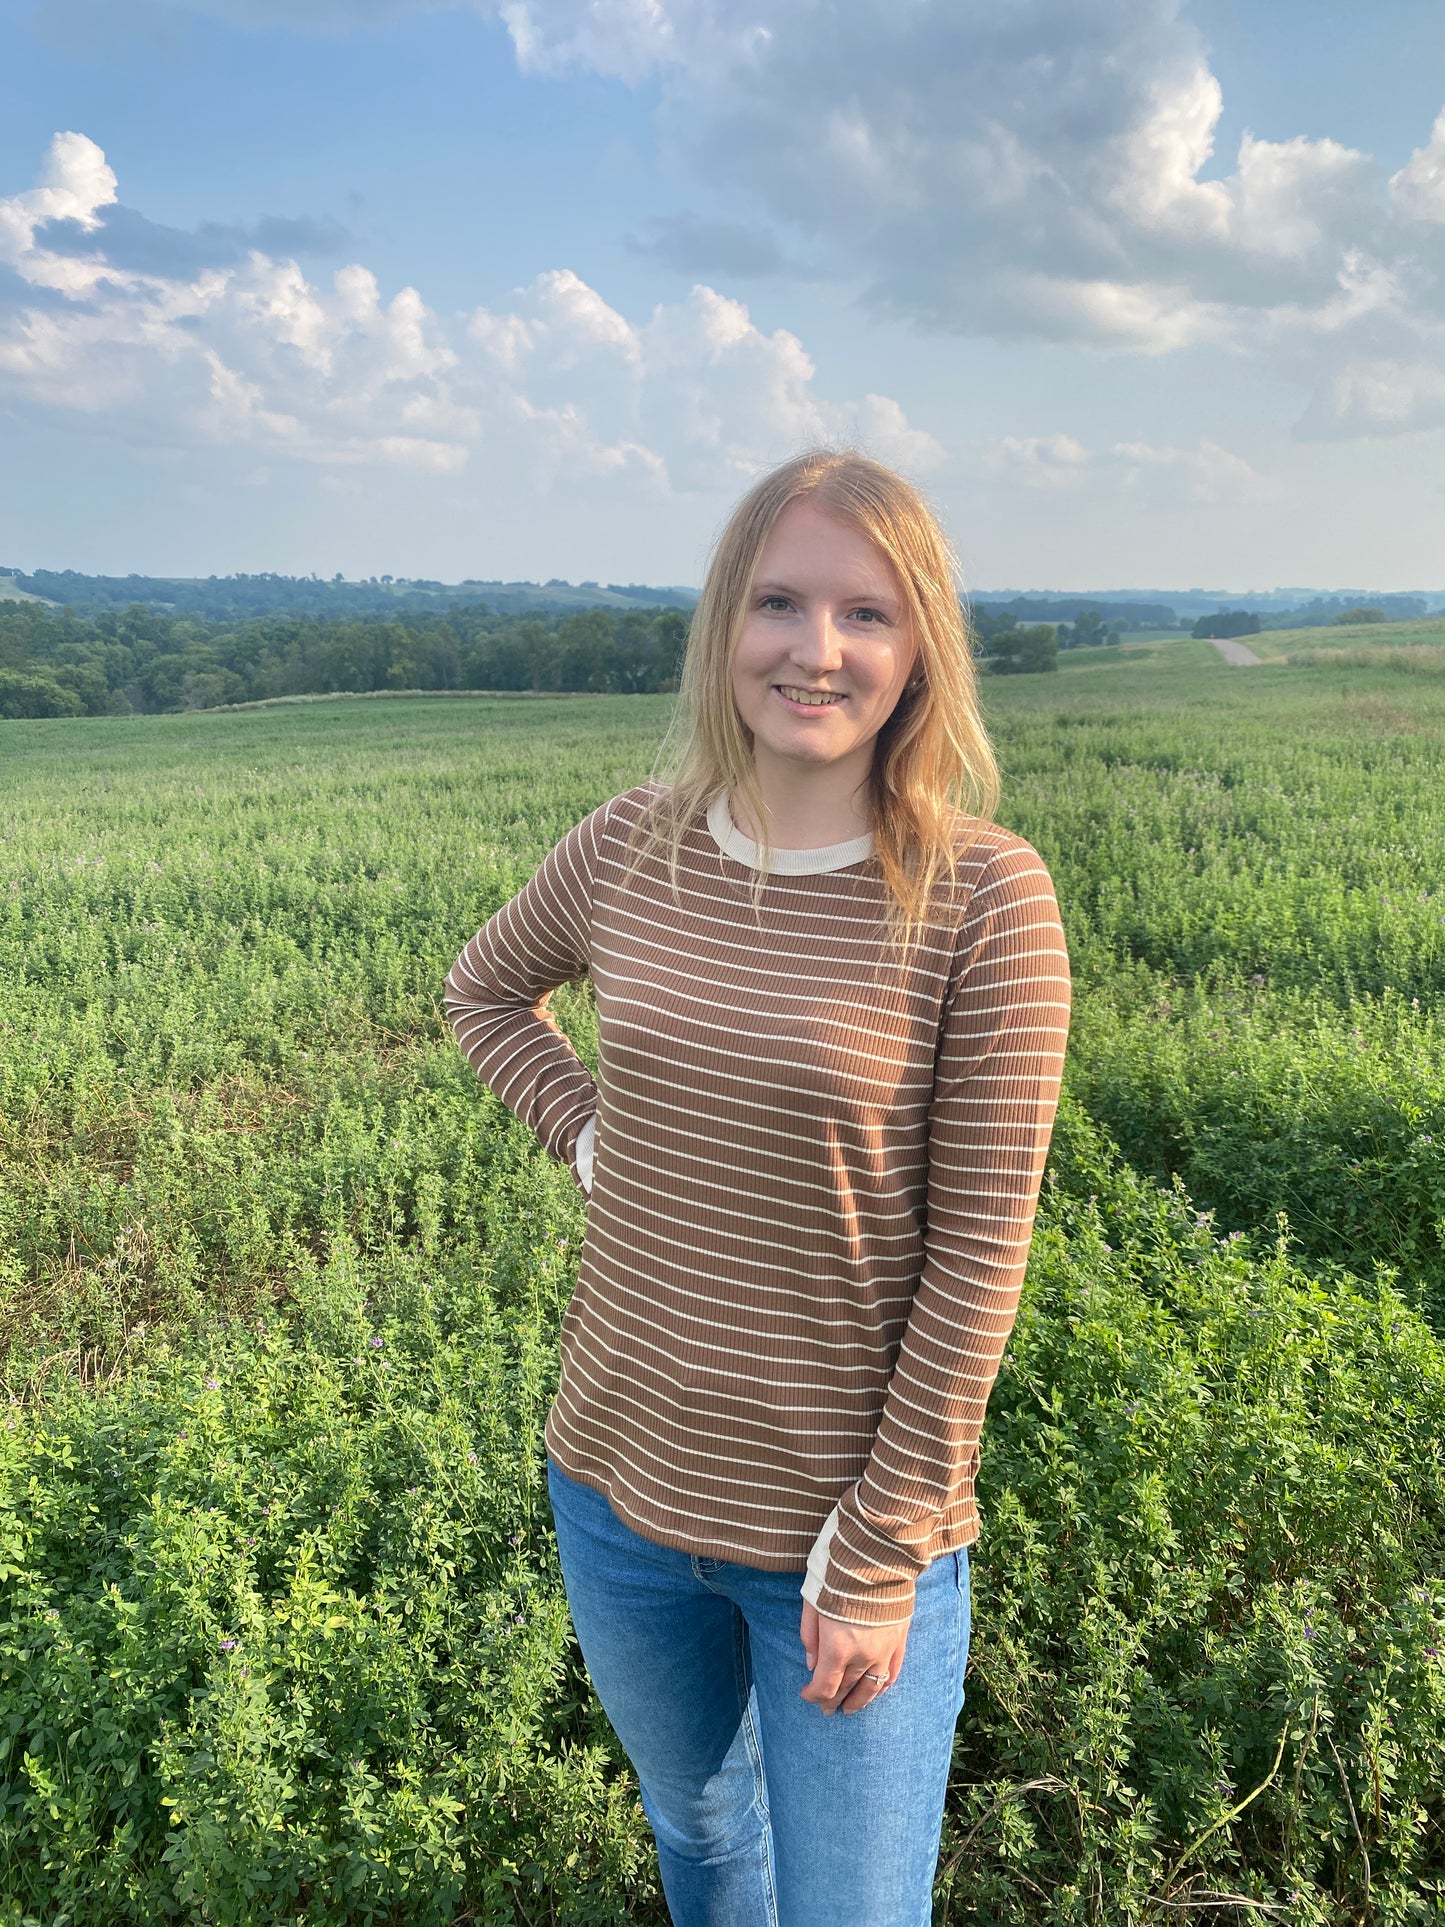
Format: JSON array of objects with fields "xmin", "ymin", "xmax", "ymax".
[
  {"xmin": 840, "ymin": 1666, "xmax": 892, "ymax": 1715},
  {"xmin": 807, "ymin": 1660, "xmax": 853, "ymax": 1708},
  {"xmin": 828, "ymin": 1661, "xmax": 879, "ymax": 1714},
  {"xmin": 804, "ymin": 1657, "xmax": 870, "ymax": 1713}
]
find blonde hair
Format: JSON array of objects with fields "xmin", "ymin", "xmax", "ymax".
[{"xmin": 638, "ymin": 447, "xmax": 1001, "ymax": 937}]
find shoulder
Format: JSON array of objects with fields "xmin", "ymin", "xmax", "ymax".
[
  {"xmin": 609, "ymin": 779, "xmax": 669, "ymax": 824},
  {"xmin": 958, "ymin": 819, "xmax": 1057, "ymax": 884},
  {"xmin": 940, "ymin": 819, "xmax": 1064, "ymax": 938},
  {"xmin": 562, "ymin": 781, "xmax": 666, "ymax": 850},
  {"xmin": 551, "ymin": 783, "xmax": 687, "ymax": 885},
  {"xmin": 943, "ymin": 815, "xmax": 1058, "ymax": 892}
]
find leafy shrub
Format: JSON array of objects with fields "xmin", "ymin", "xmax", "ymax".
[
  {"xmin": 938, "ymin": 1111, "xmax": 1445, "ymax": 1922},
  {"xmin": 4, "ymin": 1121, "xmax": 1442, "ymax": 1922},
  {"xmin": 1066, "ymin": 983, "xmax": 1445, "ymax": 1327},
  {"xmin": 0, "ymin": 1148, "xmax": 660, "ymax": 1926}
]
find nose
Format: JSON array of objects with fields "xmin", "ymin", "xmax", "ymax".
[{"xmin": 789, "ymin": 608, "xmax": 845, "ymax": 677}]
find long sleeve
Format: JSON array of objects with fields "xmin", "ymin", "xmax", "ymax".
[
  {"xmin": 443, "ymin": 803, "xmax": 610, "ymax": 1186},
  {"xmin": 807, "ymin": 841, "xmax": 1072, "ymax": 1625}
]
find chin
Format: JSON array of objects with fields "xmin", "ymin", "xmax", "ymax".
[{"xmin": 765, "ymin": 733, "xmax": 856, "ymax": 768}]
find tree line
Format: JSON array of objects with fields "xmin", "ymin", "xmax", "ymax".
[
  {"xmin": 0, "ymin": 567, "xmax": 695, "ymax": 622},
  {"xmin": 0, "ymin": 596, "xmax": 1091, "ymax": 719},
  {"xmin": 0, "ymin": 603, "xmax": 692, "ymax": 719}
]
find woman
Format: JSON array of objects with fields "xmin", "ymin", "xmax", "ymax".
[{"xmin": 444, "ymin": 449, "xmax": 1071, "ymax": 1926}]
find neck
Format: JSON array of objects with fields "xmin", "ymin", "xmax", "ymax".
[{"xmin": 733, "ymin": 744, "xmax": 875, "ymax": 850}]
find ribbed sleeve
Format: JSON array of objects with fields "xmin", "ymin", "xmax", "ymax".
[
  {"xmin": 442, "ymin": 802, "xmax": 608, "ymax": 1186},
  {"xmin": 810, "ymin": 845, "xmax": 1071, "ymax": 1623}
]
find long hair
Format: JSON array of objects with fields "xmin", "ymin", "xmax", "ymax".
[{"xmin": 637, "ymin": 447, "xmax": 1001, "ymax": 939}]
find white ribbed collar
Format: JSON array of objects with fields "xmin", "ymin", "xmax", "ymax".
[{"xmin": 705, "ymin": 792, "xmax": 876, "ymax": 875}]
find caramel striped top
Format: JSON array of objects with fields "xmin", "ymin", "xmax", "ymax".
[{"xmin": 444, "ymin": 783, "xmax": 1071, "ymax": 1626}]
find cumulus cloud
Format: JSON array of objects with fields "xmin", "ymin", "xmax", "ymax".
[
  {"xmin": 987, "ymin": 431, "xmax": 1267, "ymax": 504},
  {"xmin": 0, "ymin": 132, "xmax": 939, "ymax": 488},
  {"xmin": 488, "ymin": 0, "xmax": 1445, "ymax": 433},
  {"xmin": 16, "ymin": 0, "xmax": 1445, "ymax": 443},
  {"xmin": 987, "ymin": 435, "xmax": 1092, "ymax": 491},
  {"xmin": 1391, "ymin": 110, "xmax": 1445, "ymax": 226}
]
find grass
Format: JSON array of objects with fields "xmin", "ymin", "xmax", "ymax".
[
  {"xmin": 1249, "ymin": 615, "xmax": 1445, "ymax": 663},
  {"xmin": 2, "ymin": 647, "xmax": 1443, "ymax": 1922}
]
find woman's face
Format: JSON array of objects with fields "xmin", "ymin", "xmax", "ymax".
[{"xmin": 730, "ymin": 499, "xmax": 919, "ymax": 785}]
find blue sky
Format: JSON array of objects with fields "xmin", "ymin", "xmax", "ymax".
[{"xmin": 3, "ymin": 0, "xmax": 1443, "ymax": 591}]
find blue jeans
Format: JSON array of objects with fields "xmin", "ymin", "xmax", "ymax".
[{"xmin": 547, "ymin": 1457, "xmax": 971, "ymax": 1927}]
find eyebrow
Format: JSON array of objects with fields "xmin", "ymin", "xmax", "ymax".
[{"xmin": 754, "ymin": 579, "xmax": 902, "ymax": 609}]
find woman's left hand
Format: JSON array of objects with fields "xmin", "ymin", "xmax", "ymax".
[{"xmin": 799, "ymin": 1600, "xmax": 911, "ymax": 1715}]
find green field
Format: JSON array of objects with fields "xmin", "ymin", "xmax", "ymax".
[
  {"xmin": 1251, "ymin": 615, "xmax": 1445, "ymax": 668},
  {"xmin": 3, "ymin": 646, "xmax": 1443, "ymax": 1923}
]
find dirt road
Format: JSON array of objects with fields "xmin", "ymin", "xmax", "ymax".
[{"xmin": 1210, "ymin": 636, "xmax": 1264, "ymax": 665}]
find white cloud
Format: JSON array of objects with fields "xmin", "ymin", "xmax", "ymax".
[
  {"xmin": 1298, "ymin": 359, "xmax": 1445, "ymax": 439},
  {"xmin": 0, "ymin": 132, "xmax": 938, "ymax": 491},
  {"xmin": 481, "ymin": 0, "xmax": 1445, "ymax": 426},
  {"xmin": 498, "ymin": 0, "xmax": 675, "ymax": 83},
  {"xmin": 988, "ymin": 435, "xmax": 1092, "ymax": 491},
  {"xmin": 1391, "ymin": 110, "xmax": 1445, "ymax": 226},
  {"xmin": 986, "ymin": 431, "xmax": 1267, "ymax": 505},
  {"xmin": 29, "ymin": 3, "xmax": 1445, "ymax": 442},
  {"xmin": 1110, "ymin": 436, "xmax": 1265, "ymax": 503}
]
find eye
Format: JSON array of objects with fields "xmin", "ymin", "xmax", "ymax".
[
  {"xmin": 849, "ymin": 606, "xmax": 889, "ymax": 625},
  {"xmin": 759, "ymin": 594, "xmax": 792, "ymax": 613}
]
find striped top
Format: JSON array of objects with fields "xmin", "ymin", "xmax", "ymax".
[{"xmin": 444, "ymin": 783, "xmax": 1071, "ymax": 1626}]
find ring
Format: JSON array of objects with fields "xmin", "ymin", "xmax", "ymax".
[{"xmin": 863, "ymin": 1671, "xmax": 889, "ymax": 1685}]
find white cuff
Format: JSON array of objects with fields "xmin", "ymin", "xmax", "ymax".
[
  {"xmin": 574, "ymin": 1114, "xmax": 596, "ymax": 1195},
  {"xmin": 800, "ymin": 1501, "xmax": 850, "ymax": 1619}
]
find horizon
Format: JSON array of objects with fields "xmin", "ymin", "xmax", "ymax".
[{"xmin": 5, "ymin": 563, "xmax": 1445, "ymax": 609}]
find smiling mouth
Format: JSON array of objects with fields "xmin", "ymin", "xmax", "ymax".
[{"xmin": 776, "ymin": 685, "xmax": 845, "ymax": 707}]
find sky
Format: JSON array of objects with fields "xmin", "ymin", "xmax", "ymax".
[{"xmin": 2, "ymin": 0, "xmax": 1444, "ymax": 592}]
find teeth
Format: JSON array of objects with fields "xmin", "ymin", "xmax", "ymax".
[{"xmin": 780, "ymin": 687, "xmax": 843, "ymax": 706}]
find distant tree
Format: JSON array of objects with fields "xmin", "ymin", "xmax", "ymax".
[
  {"xmin": 1334, "ymin": 606, "xmax": 1386, "ymax": 626},
  {"xmin": 181, "ymin": 669, "xmax": 246, "ymax": 709},
  {"xmin": 1071, "ymin": 610, "xmax": 1107, "ymax": 648},
  {"xmin": 0, "ymin": 669, "xmax": 84, "ymax": 718},
  {"xmin": 1192, "ymin": 611, "xmax": 1261, "ymax": 639},
  {"xmin": 50, "ymin": 661, "xmax": 109, "ymax": 714},
  {"xmin": 987, "ymin": 625, "xmax": 1058, "ymax": 675}
]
